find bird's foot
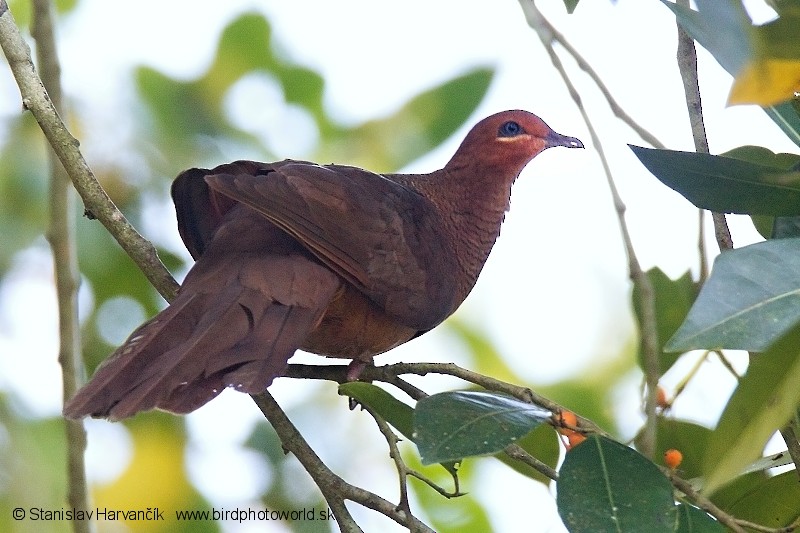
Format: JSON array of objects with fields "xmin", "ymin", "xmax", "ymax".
[{"xmin": 345, "ymin": 359, "xmax": 371, "ymax": 381}]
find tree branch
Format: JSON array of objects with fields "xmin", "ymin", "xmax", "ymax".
[
  {"xmin": 30, "ymin": 2, "xmax": 91, "ymax": 532},
  {"xmin": 0, "ymin": 0, "xmax": 179, "ymax": 300},
  {"xmin": 674, "ymin": 0, "xmax": 733, "ymax": 252},
  {"xmin": 286, "ymin": 361, "xmax": 608, "ymax": 438}
]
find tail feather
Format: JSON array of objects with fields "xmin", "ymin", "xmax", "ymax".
[{"xmin": 63, "ymin": 253, "xmax": 341, "ymax": 420}]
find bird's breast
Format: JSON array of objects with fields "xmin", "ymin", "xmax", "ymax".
[{"xmin": 302, "ymin": 284, "xmax": 418, "ymax": 361}]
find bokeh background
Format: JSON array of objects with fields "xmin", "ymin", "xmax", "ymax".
[{"xmin": 0, "ymin": 0, "xmax": 795, "ymax": 531}]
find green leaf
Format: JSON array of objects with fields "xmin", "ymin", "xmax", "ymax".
[
  {"xmin": 765, "ymin": 100, "xmax": 800, "ymax": 148},
  {"xmin": 702, "ymin": 323, "xmax": 800, "ymax": 494},
  {"xmin": 675, "ymin": 504, "xmax": 726, "ymax": 533},
  {"xmin": 661, "ymin": 0, "xmax": 751, "ymax": 75},
  {"xmin": 715, "ymin": 470, "xmax": 800, "ymax": 528},
  {"xmin": 764, "ymin": 100, "xmax": 800, "ymax": 148},
  {"xmin": 632, "ymin": 268, "xmax": 697, "ymax": 374},
  {"xmin": 338, "ymin": 382, "xmax": 415, "ymax": 440},
  {"xmin": 666, "ymin": 238, "xmax": 800, "ymax": 352},
  {"xmin": 556, "ymin": 436, "xmax": 676, "ymax": 533},
  {"xmin": 413, "ymin": 391, "xmax": 551, "ymax": 465},
  {"xmin": 319, "ymin": 68, "xmax": 494, "ymax": 171},
  {"xmin": 630, "ymin": 145, "xmax": 800, "ymax": 215},
  {"xmin": 563, "ymin": 0, "xmax": 580, "ymax": 14}
]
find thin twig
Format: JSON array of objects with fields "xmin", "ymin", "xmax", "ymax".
[
  {"xmin": 698, "ymin": 210, "xmax": 709, "ymax": 281},
  {"xmin": 503, "ymin": 443, "xmax": 559, "ymax": 481},
  {"xmin": 518, "ymin": 2, "xmax": 666, "ymax": 150},
  {"xmin": 30, "ymin": 2, "xmax": 91, "ymax": 532},
  {"xmin": 518, "ymin": 0, "xmax": 660, "ymax": 459},
  {"xmin": 286, "ymin": 362, "xmax": 609, "ymax": 437},
  {"xmin": 674, "ymin": 0, "xmax": 733, "ymax": 252},
  {"xmin": 250, "ymin": 391, "xmax": 436, "ymax": 533},
  {"xmin": 0, "ymin": 0, "xmax": 179, "ymax": 300},
  {"xmin": 361, "ymin": 404, "xmax": 414, "ymax": 512}
]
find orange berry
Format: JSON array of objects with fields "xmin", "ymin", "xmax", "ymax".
[
  {"xmin": 558, "ymin": 410, "xmax": 578, "ymax": 432},
  {"xmin": 656, "ymin": 387, "xmax": 670, "ymax": 409},
  {"xmin": 664, "ymin": 448, "xmax": 683, "ymax": 469},
  {"xmin": 565, "ymin": 432, "xmax": 586, "ymax": 451}
]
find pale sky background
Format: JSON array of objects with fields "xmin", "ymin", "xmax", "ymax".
[{"xmin": 0, "ymin": 0, "xmax": 796, "ymax": 531}]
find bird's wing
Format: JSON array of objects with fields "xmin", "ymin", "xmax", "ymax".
[
  {"xmin": 202, "ymin": 161, "xmax": 459, "ymax": 330},
  {"xmin": 171, "ymin": 160, "xmax": 270, "ymax": 259}
]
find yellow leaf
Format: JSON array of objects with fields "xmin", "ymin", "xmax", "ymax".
[{"xmin": 729, "ymin": 59, "xmax": 800, "ymax": 106}]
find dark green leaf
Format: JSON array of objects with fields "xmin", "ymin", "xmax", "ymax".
[
  {"xmin": 764, "ymin": 100, "xmax": 800, "ymax": 148},
  {"xmin": 702, "ymin": 323, "xmax": 800, "ymax": 494},
  {"xmin": 557, "ymin": 436, "xmax": 676, "ymax": 533},
  {"xmin": 666, "ymin": 238, "xmax": 800, "ymax": 352},
  {"xmin": 675, "ymin": 504, "xmax": 725, "ymax": 533},
  {"xmin": 632, "ymin": 268, "xmax": 697, "ymax": 374},
  {"xmin": 413, "ymin": 391, "xmax": 550, "ymax": 465},
  {"xmin": 338, "ymin": 382, "xmax": 414, "ymax": 440},
  {"xmin": 630, "ymin": 145, "xmax": 800, "ymax": 215}
]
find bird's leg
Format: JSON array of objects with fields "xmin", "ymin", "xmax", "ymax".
[{"xmin": 345, "ymin": 359, "xmax": 371, "ymax": 381}]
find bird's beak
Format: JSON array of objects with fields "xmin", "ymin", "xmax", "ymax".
[{"xmin": 545, "ymin": 130, "xmax": 584, "ymax": 149}]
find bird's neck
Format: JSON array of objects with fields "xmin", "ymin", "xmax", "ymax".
[{"xmin": 394, "ymin": 165, "xmax": 518, "ymax": 305}]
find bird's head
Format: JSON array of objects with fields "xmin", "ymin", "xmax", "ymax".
[{"xmin": 445, "ymin": 109, "xmax": 584, "ymax": 177}]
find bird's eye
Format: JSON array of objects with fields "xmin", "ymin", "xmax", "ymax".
[{"xmin": 498, "ymin": 121, "xmax": 522, "ymax": 137}]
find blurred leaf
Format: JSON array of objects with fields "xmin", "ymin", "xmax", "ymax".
[
  {"xmin": 338, "ymin": 382, "xmax": 414, "ymax": 440},
  {"xmin": 556, "ymin": 436, "xmax": 676, "ymax": 533},
  {"xmin": 446, "ymin": 317, "xmax": 525, "ymax": 384},
  {"xmin": 633, "ymin": 268, "xmax": 697, "ymax": 374},
  {"xmin": 320, "ymin": 68, "xmax": 494, "ymax": 170},
  {"xmin": 7, "ymin": 0, "xmax": 79, "ymax": 27},
  {"xmin": 729, "ymin": 11, "xmax": 800, "ymax": 106},
  {"xmin": 675, "ymin": 504, "xmax": 725, "ymax": 533},
  {"xmin": 494, "ymin": 423, "xmax": 560, "ymax": 485},
  {"xmin": 709, "ymin": 471, "xmax": 769, "ymax": 511},
  {"xmin": 714, "ymin": 470, "xmax": 800, "ymax": 528},
  {"xmin": 413, "ymin": 391, "xmax": 550, "ymax": 464},
  {"xmin": 731, "ymin": 60, "xmax": 800, "ymax": 106},
  {"xmin": 245, "ymin": 421, "xmax": 331, "ymax": 533},
  {"xmin": 94, "ymin": 414, "xmax": 216, "ymax": 532},
  {"xmin": 663, "ymin": 0, "xmax": 800, "ymax": 127},
  {"xmin": 0, "ymin": 117, "xmax": 49, "ymax": 274},
  {"xmin": 661, "ymin": 0, "xmax": 752, "ymax": 75},
  {"xmin": 663, "ymin": 0, "xmax": 800, "ymax": 106},
  {"xmin": 563, "ymin": 0, "xmax": 580, "ymax": 14},
  {"xmin": 630, "ymin": 145, "xmax": 800, "ymax": 215},
  {"xmin": 702, "ymin": 323, "xmax": 800, "ymax": 494},
  {"xmin": 635, "ymin": 418, "xmax": 711, "ymax": 479},
  {"xmin": 666, "ymin": 238, "xmax": 800, "ymax": 352}
]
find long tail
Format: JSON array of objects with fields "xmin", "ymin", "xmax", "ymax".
[{"xmin": 63, "ymin": 252, "xmax": 340, "ymax": 420}]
